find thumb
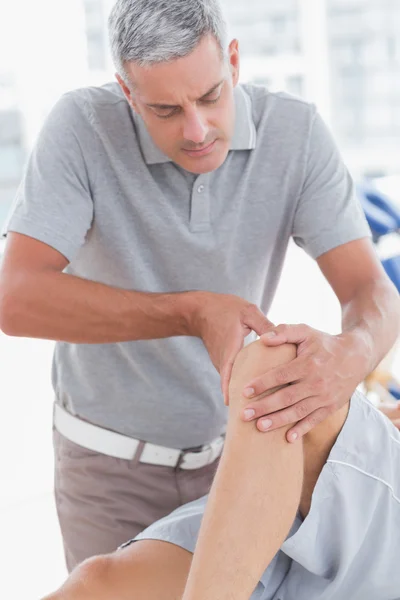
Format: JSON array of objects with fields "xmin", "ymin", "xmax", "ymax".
[
  {"xmin": 260, "ymin": 324, "xmax": 309, "ymax": 346},
  {"xmin": 244, "ymin": 310, "xmax": 275, "ymax": 338},
  {"xmin": 221, "ymin": 362, "xmax": 233, "ymax": 406},
  {"xmin": 220, "ymin": 331, "xmax": 246, "ymax": 405}
]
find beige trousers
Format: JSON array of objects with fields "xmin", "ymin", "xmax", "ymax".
[{"xmin": 53, "ymin": 428, "xmax": 220, "ymax": 572}]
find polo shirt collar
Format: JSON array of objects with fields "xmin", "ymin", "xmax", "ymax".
[{"xmin": 135, "ymin": 84, "xmax": 257, "ymax": 165}]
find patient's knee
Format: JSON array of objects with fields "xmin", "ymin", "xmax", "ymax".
[
  {"xmin": 43, "ymin": 555, "xmax": 112, "ymax": 599},
  {"xmin": 75, "ymin": 554, "xmax": 112, "ymax": 587}
]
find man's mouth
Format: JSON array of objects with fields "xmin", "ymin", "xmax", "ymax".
[{"xmin": 182, "ymin": 140, "xmax": 217, "ymax": 157}]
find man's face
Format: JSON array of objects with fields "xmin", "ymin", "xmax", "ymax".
[{"xmin": 117, "ymin": 35, "xmax": 240, "ymax": 174}]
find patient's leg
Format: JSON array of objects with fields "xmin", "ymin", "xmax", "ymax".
[
  {"xmin": 182, "ymin": 340, "xmax": 304, "ymax": 600},
  {"xmin": 182, "ymin": 342, "xmax": 350, "ymax": 599},
  {"xmin": 183, "ymin": 341, "xmax": 348, "ymax": 599},
  {"xmin": 42, "ymin": 540, "xmax": 192, "ymax": 600},
  {"xmin": 42, "ymin": 340, "xmax": 344, "ymax": 600}
]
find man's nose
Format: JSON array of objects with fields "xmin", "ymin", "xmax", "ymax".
[{"xmin": 183, "ymin": 108, "xmax": 208, "ymax": 145}]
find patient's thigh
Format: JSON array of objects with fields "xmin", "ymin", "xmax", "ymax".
[{"xmin": 112, "ymin": 539, "xmax": 193, "ymax": 599}]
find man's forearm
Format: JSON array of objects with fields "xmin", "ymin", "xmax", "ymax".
[
  {"xmin": 0, "ymin": 270, "xmax": 198, "ymax": 343},
  {"xmin": 182, "ymin": 341, "xmax": 303, "ymax": 600},
  {"xmin": 341, "ymin": 278, "xmax": 400, "ymax": 375}
]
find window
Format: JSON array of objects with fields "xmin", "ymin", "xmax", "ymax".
[
  {"xmin": 0, "ymin": 110, "xmax": 22, "ymax": 144},
  {"xmin": 84, "ymin": 0, "xmax": 105, "ymax": 29},
  {"xmin": 87, "ymin": 32, "xmax": 106, "ymax": 71},
  {"xmin": 0, "ymin": 184, "xmax": 19, "ymax": 228},
  {"xmin": 252, "ymin": 76, "xmax": 272, "ymax": 88},
  {"xmin": 83, "ymin": 0, "xmax": 106, "ymax": 71},
  {"xmin": 286, "ymin": 75, "xmax": 304, "ymax": 97},
  {"xmin": 0, "ymin": 144, "xmax": 24, "ymax": 182},
  {"xmin": 387, "ymin": 36, "xmax": 397, "ymax": 60},
  {"xmin": 0, "ymin": 110, "xmax": 24, "ymax": 184},
  {"xmin": 336, "ymin": 105, "xmax": 365, "ymax": 142},
  {"xmin": 339, "ymin": 67, "xmax": 366, "ymax": 104},
  {"xmin": 365, "ymin": 105, "xmax": 392, "ymax": 132},
  {"xmin": 270, "ymin": 14, "xmax": 288, "ymax": 34}
]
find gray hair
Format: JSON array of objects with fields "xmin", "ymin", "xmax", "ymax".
[{"xmin": 108, "ymin": 0, "xmax": 228, "ymax": 84}]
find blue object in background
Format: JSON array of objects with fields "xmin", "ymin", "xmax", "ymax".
[
  {"xmin": 382, "ymin": 256, "xmax": 400, "ymax": 293},
  {"xmin": 388, "ymin": 382, "xmax": 400, "ymax": 401},
  {"xmin": 358, "ymin": 180, "xmax": 400, "ymax": 228},
  {"xmin": 357, "ymin": 180, "xmax": 400, "ymax": 293},
  {"xmin": 360, "ymin": 192, "xmax": 398, "ymax": 237}
]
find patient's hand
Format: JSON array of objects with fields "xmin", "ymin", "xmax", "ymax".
[{"xmin": 379, "ymin": 403, "xmax": 400, "ymax": 430}]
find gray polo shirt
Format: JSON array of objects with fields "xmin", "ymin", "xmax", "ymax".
[{"xmin": 5, "ymin": 82, "xmax": 370, "ymax": 448}]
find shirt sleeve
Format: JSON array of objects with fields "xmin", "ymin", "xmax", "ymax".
[
  {"xmin": 292, "ymin": 109, "xmax": 371, "ymax": 259},
  {"xmin": 3, "ymin": 92, "xmax": 94, "ymax": 262}
]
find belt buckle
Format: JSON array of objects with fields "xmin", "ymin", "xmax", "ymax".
[
  {"xmin": 209, "ymin": 437, "xmax": 225, "ymax": 462},
  {"xmin": 179, "ymin": 447, "xmax": 212, "ymax": 470},
  {"xmin": 179, "ymin": 435, "xmax": 225, "ymax": 471}
]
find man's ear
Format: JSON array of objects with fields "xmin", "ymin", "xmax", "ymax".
[
  {"xmin": 115, "ymin": 73, "xmax": 139, "ymax": 113},
  {"xmin": 228, "ymin": 39, "xmax": 240, "ymax": 87}
]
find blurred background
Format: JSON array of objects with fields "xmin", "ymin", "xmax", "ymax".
[{"xmin": 0, "ymin": 0, "xmax": 399, "ymax": 598}]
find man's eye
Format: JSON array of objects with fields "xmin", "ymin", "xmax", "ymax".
[
  {"xmin": 154, "ymin": 94, "xmax": 221, "ymax": 119},
  {"xmin": 155, "ymin": 109, "xmax": 179, "ymax": 119},
  {"xmin": 203, "ymin": 94, "xmax": 221, "ymax": 104}
]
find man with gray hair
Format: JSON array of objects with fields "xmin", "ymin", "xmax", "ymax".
[{"xmin": 0, "ymin": 0, "xmax": 398, "ymax": 573}]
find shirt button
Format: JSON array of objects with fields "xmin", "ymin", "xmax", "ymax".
[{"xmin": 197, "ymin": 185, "xmax": 205, "ymax": 194}]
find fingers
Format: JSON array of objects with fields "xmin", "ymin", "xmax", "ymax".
[
  {"xmin": 255, "ymin": 397, "xmax": 320, "ymax": 432},
  {"xmin": 220, "ymin": 329, "xmax": 248, "ymax": 405},
  {"xmin": 221, "ymin": 362, "xmax": 234, "ymax": 406},
  {"xmin": 285, "ymin": 407, "xmax": 332, "ymax": 442},
  {"xmin": 219, "ymin": 305, "xmax": 276, "ymax": 404},
  {"xmin": 243, "ymin": 383, "xmax": 313, "ymax": 418},
  {"xmin": 243, "ymin": 305, "xmax": 275, "ymax": 337},
  {"xmin": 252, "ymin": 403, "xmax": 331, "ymax": 442},
  {"xmin": 243, "ymin": 356, "xmax": 307, "ymax": 399},
  {"xmin": 260, "ymin": 324, "xmax": 310, "ymax": 346},
  {"xmin": 250, "ymin": 398, "xmax": 330, "ymax": 440}
]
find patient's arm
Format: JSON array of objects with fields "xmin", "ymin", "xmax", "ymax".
[{"xmin": 182, "ymin": 340, "xmax": 303, "ymax": 600}]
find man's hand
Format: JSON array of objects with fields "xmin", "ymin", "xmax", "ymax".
[
  {"xmin": 240, "ymin": 323, "xmax": 369, "ymax": 442},
  {"xmin": 189, "ymin": 292, "xmax": 274, "ymax": 404}
]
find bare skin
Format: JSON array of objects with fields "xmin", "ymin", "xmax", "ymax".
[{"xmin": 42, "ymin": 340, "xmax": 349, "ymax": 600}]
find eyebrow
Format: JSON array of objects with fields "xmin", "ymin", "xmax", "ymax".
[{"xmin": 146, "ymin": 79, "xmax": 224, "ymax": 110}]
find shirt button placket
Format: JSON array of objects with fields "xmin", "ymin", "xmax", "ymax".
[{"xmin": 190, "ymin": 178, "xmax": 210, "ymax": 232}]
